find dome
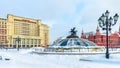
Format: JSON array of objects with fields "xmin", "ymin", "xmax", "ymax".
[
  {"xmin": 49, "ymin": 27, "xmax": 98, "ymax": 48},
  {"xmin": 50, "ymin": 38, "xmax": 97, "ymax": 48}
]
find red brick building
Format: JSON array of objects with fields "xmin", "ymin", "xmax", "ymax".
[{"xmin": 81, "ymin": 26, "xmax": 120, "ymax": 47}]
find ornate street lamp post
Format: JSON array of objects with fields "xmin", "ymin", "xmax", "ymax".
[
  {"xmin": 16, "ymin": 36, "xmax": 21, "ymax": 51},
  {"xmin": 98, "ymin": 10, "xmax": 119, "ymax": 59}
]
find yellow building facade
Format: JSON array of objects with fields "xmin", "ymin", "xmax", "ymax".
[
  {"xmin": 0, "ymin": 14, "xmax": 49, "ymax": 48},
  {"xmin": 0, "ymin": 18, "xmax": 7, "ymax": 48}
]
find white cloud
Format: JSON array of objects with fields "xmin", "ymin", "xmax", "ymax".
[
  {"xmin": 77, "ymin": 0, "xmax": 120, "ymax": 33},
  {"xmin": 1, "ymin": 0, "xmax": 120, "ymax": 42},
  {"xmin": 42, "ymin": 0, "xmax": 120, "ymax": 42}
]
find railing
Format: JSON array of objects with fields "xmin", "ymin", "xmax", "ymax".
[
  {"xmin": 44, "ymin": 47, "xmax": 105, "ymax": 52},
  {"xmin": 32, "ymin": 47, "xmax": 120, "ymax": 55}
]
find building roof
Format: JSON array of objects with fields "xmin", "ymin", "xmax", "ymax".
[
  {"xmin": 0, "ymin": 18, "xmax": 6, "ymax": 20},
  {"xmin": 110, "ymin": 32, "xmax": 120, "ymax": 37}
]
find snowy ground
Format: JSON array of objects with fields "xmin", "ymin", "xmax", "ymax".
[{"xmin": 0, "ymin": 49, "xmax": 120, "ymax": 68}]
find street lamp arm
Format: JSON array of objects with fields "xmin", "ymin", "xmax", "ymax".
[
  {"xmin": 99, "ymin": 23, "xmax": 103, "ymax": 28},
  {"xmin": 112, "ymin": 22, "xmax": 116, "ymax": 26}
]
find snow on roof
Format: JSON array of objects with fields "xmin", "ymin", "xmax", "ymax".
[
  {"xmin": 110, "ymin": 32, "xmax": 120, "ymax": 37},
  {"xmin": 51, "ymin": 38, "xmax": 97, "ymax": 48}
]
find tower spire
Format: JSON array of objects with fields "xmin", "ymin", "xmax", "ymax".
[
  {"xmin": 96, "ymin": 26, "xmax": 100, "ymax": 35},
  {"xmin": 81, "ymin": 29, "xmax": 86, "ymax": 39}
]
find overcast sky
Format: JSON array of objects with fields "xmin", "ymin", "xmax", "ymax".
[{"xmin": 0, "ymin": 0, "xmax": 120, "ymax": 43}]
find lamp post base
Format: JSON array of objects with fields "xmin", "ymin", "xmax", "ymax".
[{"xmin": 106, "ymin": 53, "xmax": 109, "ymax": 59}]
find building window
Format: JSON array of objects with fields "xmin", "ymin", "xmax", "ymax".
[
  {"xmin": 31, "ymin": 39, "xmax": 33, "ymax": 44},
  {"xmin": 38, "ymin": 39, "xmax": 41, "ymax": 44},
  {"xmin": 22, "ymin": 39, "xmax": 25, "ymax": 44},
  {"xmin": 27, "ymin": 39, "xmax": 29, "ymax": 44}
]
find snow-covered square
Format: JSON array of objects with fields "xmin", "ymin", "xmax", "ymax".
[{"xmin": 0, "ymin": 49, "xmax": 120, "ymax": 68}]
